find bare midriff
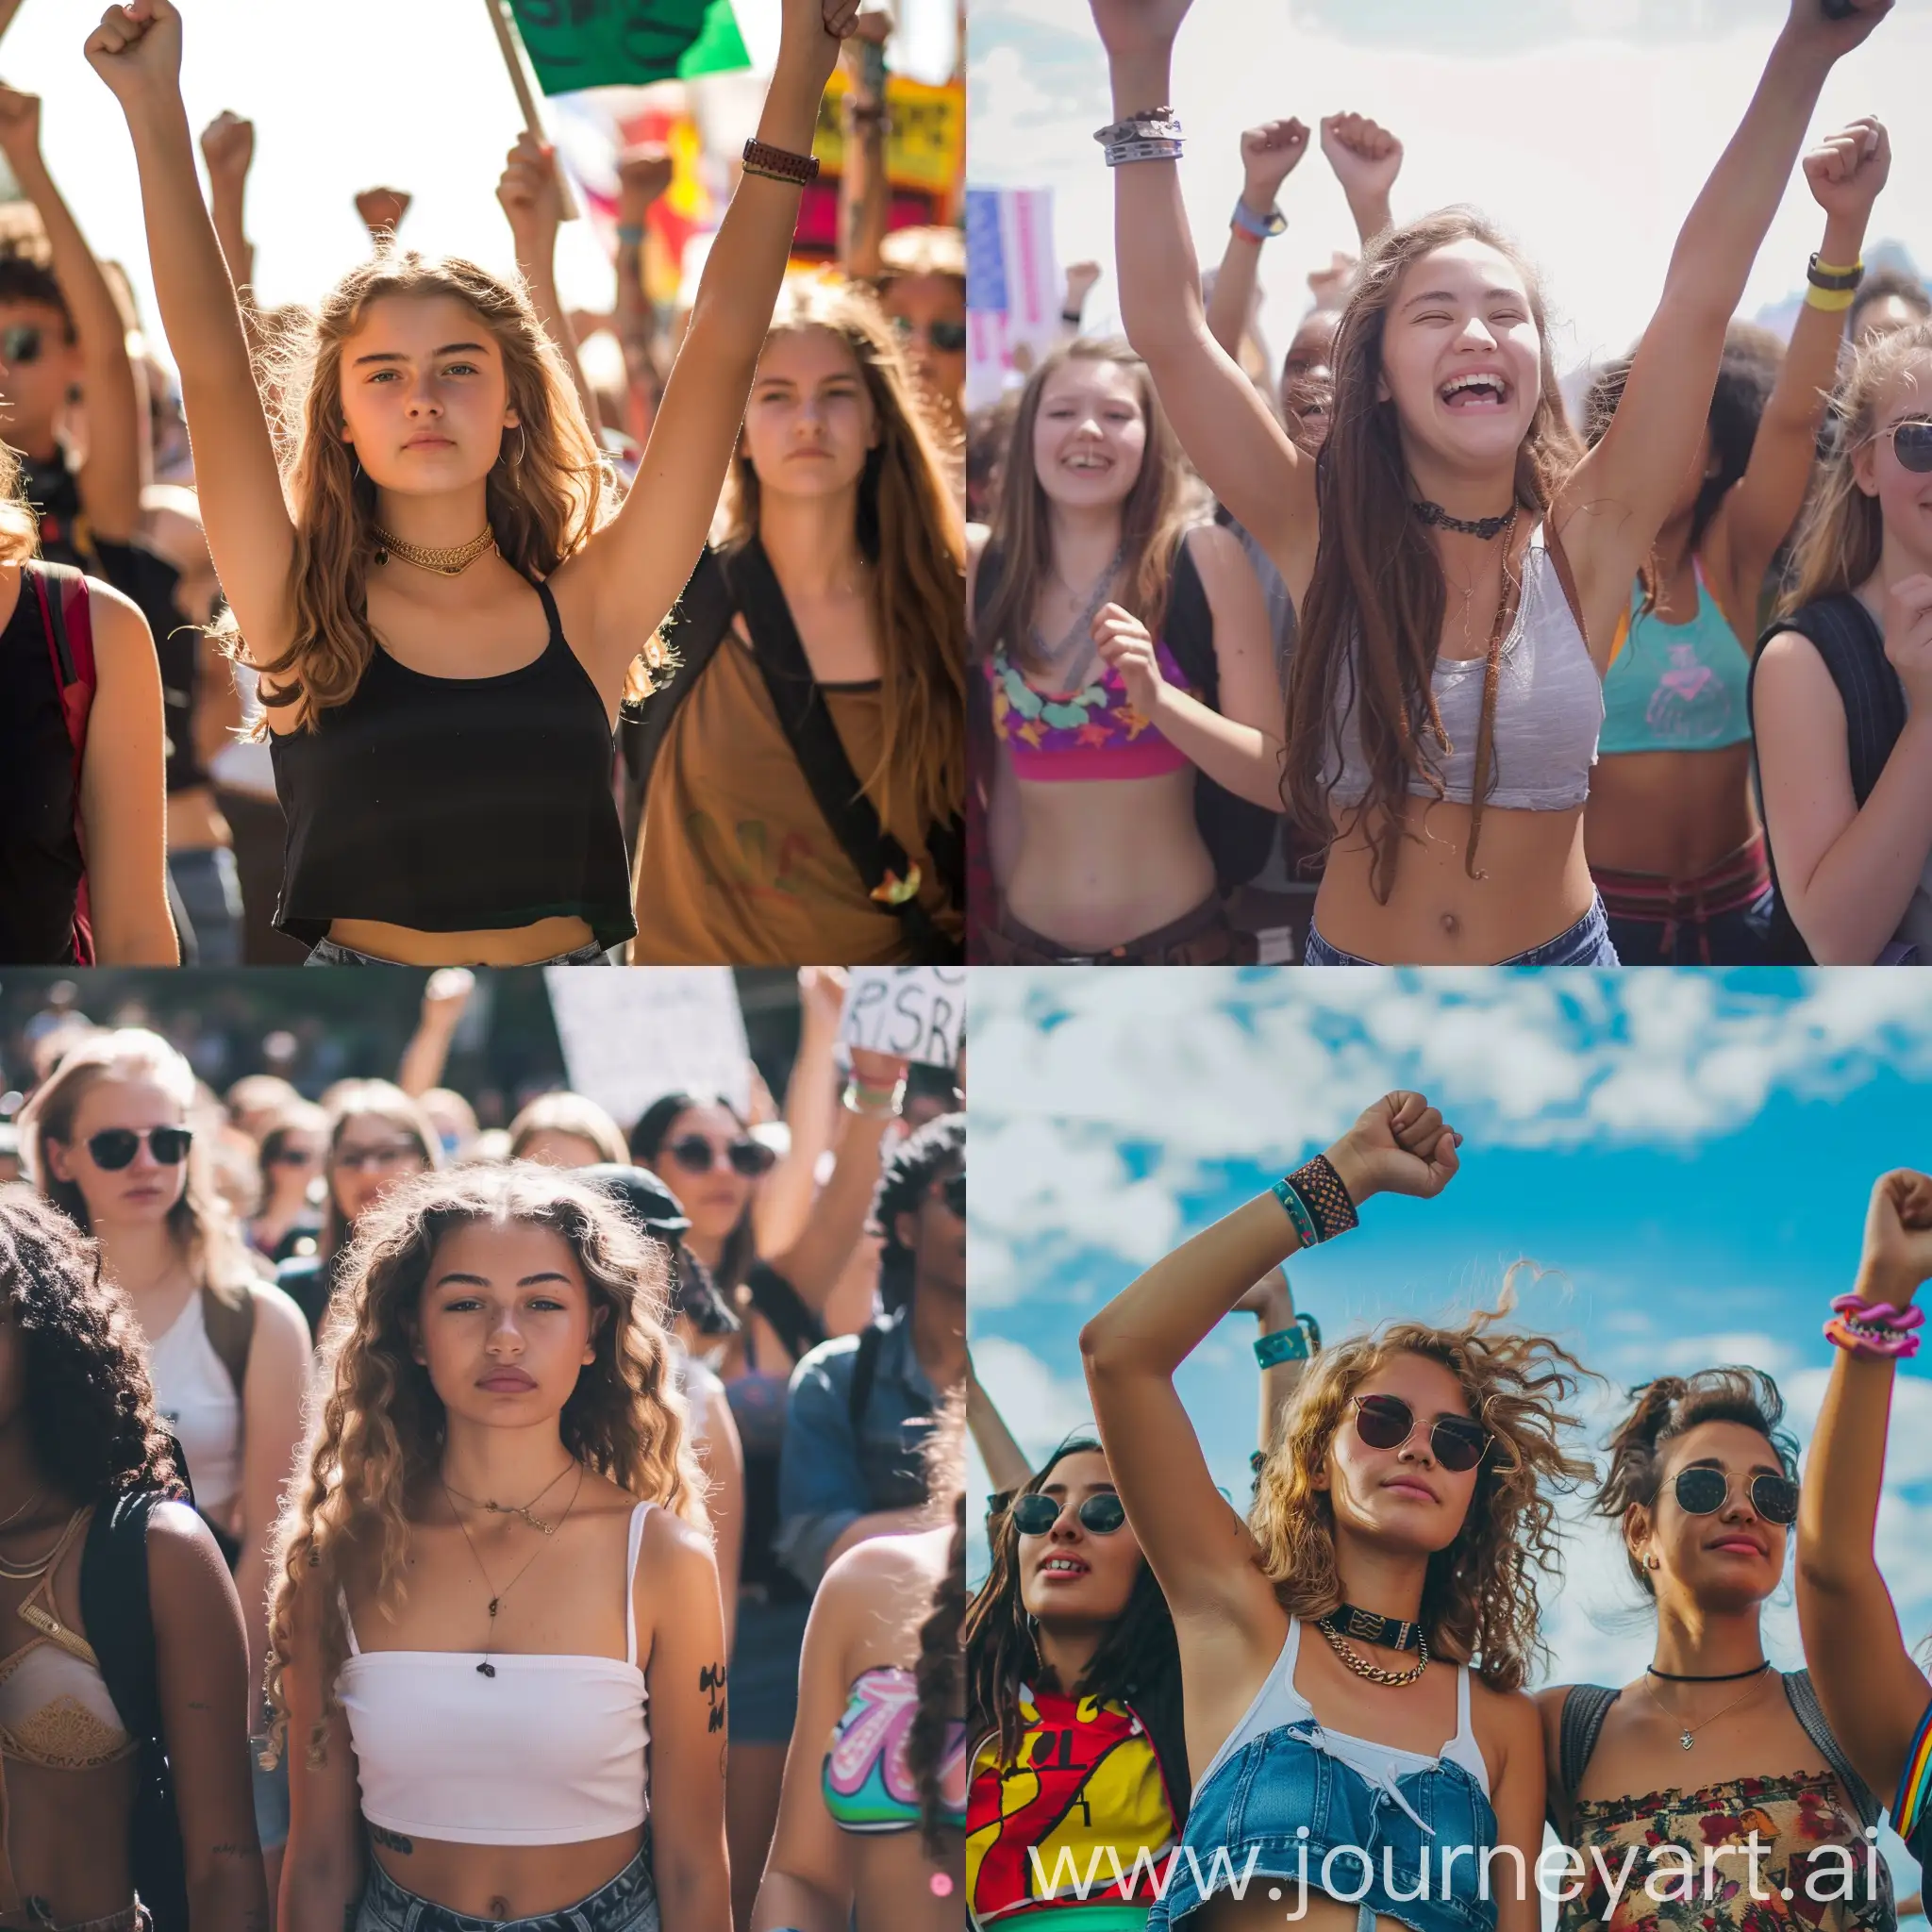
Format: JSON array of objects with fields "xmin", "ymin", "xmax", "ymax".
[
  {"xmin": 325, "ymin": 914, "xmax": 598, "ymax": 965},
  {"xmin": 370, "ymin": 1823, "xmax": 643, "ymax": 1921},
  {"xmin": 1312, "ymin": 798, "xmax": 1595, "ymax": 963},
  {"xmin": 1584, "ymin": 743, "xmax": 1757, "ymax": 879},
  {"xmin": 3, "ymin": 1754, "xmax": 140, "ymax": 1929},
  {"xmin": 1004, "ymin": 770, "xmax": 1219, "ymax": 951}
]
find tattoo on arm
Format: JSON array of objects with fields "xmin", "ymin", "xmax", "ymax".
[
  {"xmin": 208, "ymin": 1842, "xmax": 255, "ymax": 1857},
  {"xmin": 700, "ymin": 1660, "xmax": 727, "ymax": 1735},
  {"xmin": 368, "ymin": 1824, "xmax": 414, "ymax": 1856}
]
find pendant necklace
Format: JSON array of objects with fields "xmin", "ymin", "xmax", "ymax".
[
  {"xmin": 372, "ymin": 524, "xmax": 497, "ymax": 575},
  {"xmin": 441, "ymin": 1464, "xmax": 584, "ymax": 1676},
  {"xmin": 1643, "ymin": 1658, "xmax": 1771, "ymax": 1750}
]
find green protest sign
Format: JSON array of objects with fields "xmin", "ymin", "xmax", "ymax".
[{"xmin": 506, "ymin": 0, "xmax": 752, "ymax": 92}]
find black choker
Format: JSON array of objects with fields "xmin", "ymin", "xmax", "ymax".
[
  {"xmin": 1412, "ymin": 499, "xmax": 1517, "ymax": 541},
  {"xmin": 1321, "ymin": 1604, "xmax": 1424, "ymax": 1653},
  {"xmin": 1646, "ymin": 1660, "xmax": 1771, "ymax": 1684}
]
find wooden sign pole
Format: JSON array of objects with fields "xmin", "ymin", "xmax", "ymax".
[{"xmin": 483, "ymin": 0, "xmax": 580, "ymax": 221}]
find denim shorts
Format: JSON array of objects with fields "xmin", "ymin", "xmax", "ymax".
[
  {"xmin": 306, "ymin": 938, "xmax": 613, "ymax": 967},
  {"xmin": 1305, "ymin": 896, "xmax": 1619, "ymax": 967},
  {"xmin": 354, "ymin": 1848, "xmax": 659, "ymax": 1932},
  {"xmin": 1147, "ymin": 1720, "xmax": 1499, "ymax": 1932}
]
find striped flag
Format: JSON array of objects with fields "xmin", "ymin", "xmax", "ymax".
[
  {"xmin": 964, "ymin": 186, "xmax": 1058, "ymax": 409},
  {"xmin": 507, "ymin": 0, "xmax": 762, "ymax": 91}
]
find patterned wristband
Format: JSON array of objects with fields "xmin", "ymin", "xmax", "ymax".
[
  {"xmin": 1825, "ymin": 1312, "xmax": 1922, "ymax": 1360},
  {"xmin": 1231, "ymin": 197, "xmax": 1287, "ymax": 241},
  {"xmin": 1255, "ymin": 1325, "xmax": 1311, "ymax": 1369},
  {"xmin": 1282, "ymin": 1154, "xmax": 1358, "ymax": 1244},
  {"xmin": 1271, "ymin": 1177, "xmax": 1319, "ymax": 1248}
]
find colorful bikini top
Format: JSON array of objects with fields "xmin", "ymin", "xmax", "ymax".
[
  {"xmin": 986, "ymin": 647, "xmax": 1197, "ymax": 783},
  {"xmin": 822, "ymin": 1663, "xmax": 967, "ymax": 1835},
  {"xmin": 1599, "ymin": 557, "xmax": 1751, "ymax": 755}
]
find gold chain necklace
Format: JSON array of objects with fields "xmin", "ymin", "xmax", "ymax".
[
  {"xmin": 0, "ymin": 1506, "xmax": 80, "ymax": 1581},
  {"xmin": 1316, "ymin": 1615, "xmax": 1431, "ymax": 1688},
  {"xmin": 441, "ymin": 1464, "xmax": 584, "ymax": 1677},
  {"xmin": 441, "ymin": 1458, "xmax": 576, "ymax": 1537},
  {"xmin": 1643, "ymin": 1660, "xmax": 1772, "ymax": 1751},
  {"xmin": 371, "ymin": 524, "xmax": 496, "ymax": 576}
]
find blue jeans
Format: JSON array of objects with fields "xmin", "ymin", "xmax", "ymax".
[
  {"xmin": 1305, "ymin": 897, "xmax": 1620, "ymax": 967},
  {"xmin": 306, "ymin": 938, "xmax": 612, "ymax": 967},
  {"xmin": 169, "ymin": 846, "xmax": 243, "ymax": 967},
  {"xmin": 354, "ymin": 1847, "xmax": 658, "ymax": 1932}
]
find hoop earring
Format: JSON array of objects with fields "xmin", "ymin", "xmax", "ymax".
[{"xmin": 501, "ymin": 425, "xmax": 526, "ymax": 470}]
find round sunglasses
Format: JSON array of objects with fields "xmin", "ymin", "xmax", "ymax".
[
  {"xmin": 1350, "ymin": 1393, "xmax": 1491, "ymax": 1473},
  {"xmin": 1877, "ymin": 418, "xmax": 1932, "ymax": 475},
  {"xmin": 666, "ymin": 1134, "xmax": 775, "ymax": 1179},
  {"xmin": 87, "ymin": 1125, "xmax": 192, "ymax": 1171},
  {"xmin": 1010, "ymin": 1491, "xmax": 1127, "ymax": 1537},
  {"xmin": 1670, "ymin": 1465, "xmax": 1800, "ymax": 1526}
]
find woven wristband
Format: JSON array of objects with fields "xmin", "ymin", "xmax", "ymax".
[
  {"xmin": 1255, "ymin": 1325, "xmax": 1311, "ymax": 1369},
  {"xmin": 1278, "ymin": 1154, "xmax": 1358, "ymax": 1245},
  {"xmin": 1271, "ymin": 1176, "xmax": 1318, "ymax": 1247}
]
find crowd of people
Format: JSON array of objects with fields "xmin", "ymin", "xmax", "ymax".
[
  {"xmin": 963, "ymin": 1090, "xmax": 1932, "ymax": 1932},
  {"xmin": 0, "ymin": 0, "xmax": 967, "ymax": 971},
  {"xmin": 0, "ymin": 961, "xmax": 966, "ymax": 1931},
  {"xmin": 966, "ymin": 0, "xmax": 1932, "ymax": 966}
]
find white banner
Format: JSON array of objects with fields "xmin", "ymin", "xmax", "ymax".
[
  {"xmin": 544, "ymin": 968, "xmax": 750, "ymax": 1125},
  {"xmin": 837, "ymin": 967, "xmax": 967, "ymax": 1069}
]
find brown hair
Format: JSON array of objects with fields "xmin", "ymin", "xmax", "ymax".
[
  {"xmin": 905, "ymin": 1396, "xmax": 966, "ymax": 1860},
  {"xmin": 1283, "ymin": 210, "xmax": 1582, "ymax": 900},
  {"xmin": 242, "ymin": 251, "xmax": 607, "ymax": 727},
  {"xmin": 721, "ymin": 275, "xmax": 965, "ymax": 837},
  {"xmin": 508, "ymin": 1091, "xmax": 629, "ymax": 1168},
  {"xmin": 265, "ymin": 1162, "xmax": 704, "ymax": 1768},
  {"xmin": 0, "ymin": 439, "xmax": 40, "ymax": 568},
  {"xmin": 321, "ymin": 1080, "xmax": 442, "ymax": 1257},
  {"xmin": 1250, "ymin": 1298, "xmax": 1592, "ymax": 1691},
  {"xmin": 1779, "ymin": 322, "xmax": 1932, "ymax": 618},
  {"xmin": 974, "ymin": 338, "xmax": 1198, "ymax": 674}
]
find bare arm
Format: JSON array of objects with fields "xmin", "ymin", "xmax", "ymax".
[
  {"xmin": 80, "ymin": 585, "xmax": 179, "ymax": 965},
  {"xmin": 1795, "ymin": 1170, "xmax": 1932, "ymax": 1799},
  {"xmin": 755, "ymin": 968, "xmax": 848, "ymax": 1259},
  {"xmin": 1238, "ymin": 1267, "xmax": 1308, "ymax": 1460},
  {"xmin": 1319, "ymin": 112, "xmax": 1400, "ymax": 250},
  {"xmin": 395, "ymin": 969, "xmax": 475, "ymax": 1097},
  {"xmin": 836, "ymin": 20, "xmax": 891, "ymax": 282},
  {"xmin": 278, "ymin": 1576, "xmax": 366, "ymax": 1932},
  {"xmin": 1485, "ymin": 1690, "xmax": 1547, "ymax": 1932},
  {"xmin": 1754, "ymin": 598, "xmax": 1932, "ymax": 963},
  {"xmin": 199, "ymin": 113, "xmax": 255, "ymax": 296},
  {"xmin": 1203, "ymin": 119, "xmax": 1307, "ymax": 366},
  {"xmin": 613, "ymin": 149, "xmax": 672, "ymax": 447},
  {"xmin": 86, "ymin": 3, "xmax": 297, "ymax": 678},
  {"xmin": 1557, "ymin": 0, "xmax": 1892, "ymax": 633},
  {"xmin": 0, "ymin": 87, "xmax": 142, "ymax": 541},
  {"xmin": 687, "ymin": 1367, "xmax": 745, "ymax": 1656},
  {"xmin": 497, "ymin": 132, "xmax": 599, "ymax": 433},
  {"xmin": 965, "ymin": 1349, "xmax": 1035, "ymax": 1495},
  {"xmin": 236, "ymin": 1284, "xmax": 309, "ymax": 1694}
]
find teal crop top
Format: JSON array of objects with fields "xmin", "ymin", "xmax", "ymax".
[
  {"xmin": 821, "ymin": 1665, "xmax": 966, "ymax": 1835},
  {"xmin": 1599, "ymin": 558, "xmax": 1752, "ymax": 755}
]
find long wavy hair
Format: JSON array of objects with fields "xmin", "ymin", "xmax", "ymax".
[
  {"xmin": 0, "ymin": 437, "xmax": 41, "ymax": 567},
  {"xmin": 974, "ymin": 338, "xmax": 1197, "ymax": 674},
  {"xmin": 243, "ymin": 252, "xmax": 608, "ymax": 726},
  {"xmin": 1778, "ymin": 321, "xmax": 1932, "ymax": 618},
  {"xmin": 1284, "ymin": 210, "xmax": 1583, "ymax": 900},
  {"xmin": 20, "ymin": 1028, "xmax": 261, "ymax": 1306},
  {"xmin": 629, "ymin": 1091, "xmax": 757, "ymax": 1292},
  {"xmin": 320, "ymin": 1080, "xmax": 442, "ymax": 1258},
  {"xmin": 508, "ymin": 1091, "xmax": 629, "ymax": 1167},
  {"xmin": 264, "ymin": 1163, "xmax": 703, "ymax": 1767},
  {"xmin": 0, "ymin": 1188, "xmax": 181, "ymax": 1501},
  {"xmin": 1251, "ymin": 1299, "xmax": 1592, "ymax": 1691},
  {"xmin": 723, "ymin": 275, "xmax": 965, "ymax": 836}
]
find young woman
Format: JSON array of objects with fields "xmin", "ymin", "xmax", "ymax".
[
  {"xmin": 1541, "ymin": 1371, "xmax": 1890, "ymax": 1932},
  {"xmin": 508, "ymin": 1091, "xmax": 630, "ymax": 1170},
  {"xmin": 1081, "ymin": 1091, "xmax": 1589, "ymax": 1932},
  {"xmin": 971, "ymin": 339, "xmax": 1281, "ymax": 964},
  {"xmin": 85, "ymin": 0, "xmax": 856, "ymax": 966},
  {"xmin": 1750, "ymin": 319, "xmax": 1932, "ymax": 963},
  {"xmin": 628, "ymin": 275, "xmax": 966, "ymax": 965},
  {"xmin": 1582, "ymin": 120, "xmax": 1890, "ymax": 965},
  {"xmin": 275, "ymin": 1080, "xmax": 441, "ymax": 1340},
  {"xmin": 248, "ymin": 1101, "xmax": 327, "ymax": 1265},
  {"xmin": 1091, "ymin": 0, "xmax": 1892, "ymax": 966},
  {"xmin": 268, "ymin": 1162, "xmax": 728, "ymax": 1932},
  {"xmin": 1794, "ymin": 1169, "xmax": 1932, "ymax": 1891},
  {"xmin": 0, "ymin": 1186, "xmax": 267, "ymax": 1932}
]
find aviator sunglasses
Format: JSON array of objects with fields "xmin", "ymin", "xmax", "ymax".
[
  {"xmin": 1879, "ymin": 418, "xmax": 1932, "ymax": 475},
  {"xmin": 666, "ymin": 1134, "xmax": 776, "ymax": 1179},
  {"xmin": 86, "ymin": 1125, "xmax": 192, "ymax": 1170},
  {"xmin": 1010, "ymin": 1491, "xmax": 1127, "ymax": 1537},
  {"xmin": 1670, "ymin": 1465, "xmax": 1800, "ymax": 1526},
  {"xmin": 1350, "ymin": 1393, "xmax": 1491, "ymax": 1473}
]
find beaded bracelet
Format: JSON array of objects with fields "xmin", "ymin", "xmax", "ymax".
[
  {"xmin": 1274, "ymin": 1154, "xmax": 1358, "ymax": 1246},
  {"xmin": 842, "ymin": 1077, "xmax": 904, "ymax": 1120}
]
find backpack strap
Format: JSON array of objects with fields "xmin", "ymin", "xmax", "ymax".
[
  {"xmin": 744, "ymin": 1260, "xmax": 827, "ymax": 1366},
  {"xmin": 726, "ymin": 539, "xmax": 960, "ymax": 962},
  {"xmin": 1162, "ymin": 530, "xmax": 1219, "ymax": 707},
  {"xmin": 1557, "ymin": 1684, "xmax": 1621, "ymax": 1807},
  {"xmin": 1761, "ymin": 596, "xmax": 1903, "ymax": 808},
  {"xmin": 847, "ymin": 1320, "xmax": 888, "ymax": 1433},
  {"xmin": 31, "ymin": 560, "xmax": 97, "ymax": 966},
  {"xmin": 201, "ymin": 1281, "xmax": 257, "ymax": 1400}
]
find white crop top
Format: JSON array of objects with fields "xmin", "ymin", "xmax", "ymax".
[
  {"xmin": 339, "ymin": 1500, "xmax": 654, "ymax": 1845},
  {"xmin": 1194, "ymin": 1616, "xmax": 1490, "ymax": 1806},
  {"xmin": 147, "ymin": 1290, "xmax": 242, "ymax": 1514}
]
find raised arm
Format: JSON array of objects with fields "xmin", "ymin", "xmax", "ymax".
[
  {"xmin": 1088, "ymin": 0, "xmax": 1315, "ymax": 595},
  {"xmin": 1079, "ymin": 1092, "xmax": 1459, "ymax": 1629},
  {"xmin": 1203, "ymin": 120, "xmax": 1308, "ymax": 367},
  {"xmin": 496, "ymin": 132, "xmax": 599, "ymax": 433},
  {"xmin": 1232, "ymin": 1267, "xmax": 1309, "ymax": 1464},
  {"xmin": 755, "ymin": 967, "xmax": 848, "ymax": 1258},
  {"xmin": 1319, "ymin": 113, "xmax": 1402, "ymax": 249},
  {"xmin": 395, "ymin": 968, "xmax": 475, "ymax": 1098},
  {"xmin": 0, "ymin": 86, "xmax": 142, "ymax": 541},
  {"xmin": 836, "ymin": 14, "xmax": 891, "ymax": 281},
  {"xmin": 613, "ymin": 148, "xmax": 672, "ymax": 446},
  {"xmin": 964, "ymin": 1348, "xmax": 1036, "ymax": 1497},
  {"xmin": 1557, "ymin": 0, "xmax": 1892, "ymax": 631},
  {"xmin": 1795, "ymin": 1170, "xmax": 1932, "ymax": 1798},
  {"xmin": 1720, "ymin": 118, "xmax": 1889, "ymax": 609},
  {"xmin": 199, "ymin": 112, "xmax": 254, "ymax": 294},
  {"xmin": 564, "ymin": 0, "xmax": 852, "ymax": 692},
  {"xmin": 86, "ymin": 0, "xmax": 297, "ymax": 676}
]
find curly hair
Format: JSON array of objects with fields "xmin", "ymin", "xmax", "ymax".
[
  {"xmin": 1593, "ymin": 1367, "xmax": 1798, "ymax": 1596},
  {"xmin": 1250, "ymin": 1297, "xmax": 1593, "ymax": 1692},
  {"xmin": 0, "ymin": 1188, "xmax": 179, "ymax": 1501},
  {"xmin": 873, "ymin": 1110, "xmax": 963, "ymax": 1313},
  {"xmin": 265, "ymin": 1162, "xmax": 704, "ymax": 1769}
]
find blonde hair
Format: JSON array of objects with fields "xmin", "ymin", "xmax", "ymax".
[
  {"xmin": 244, "ymin": 252, "xmax": 608, "ymax": 727},
  {"xmin": 508, "ymin": 1091, "xmax": 628, "ymax": 1167},
  {"xmin": 1780, "ymin": 321, "xmax": 1932, "ymax": 618},
  {"xmin": 0, "ymin": 439, "xmax": 39, "ymax": 567},
  {"xmin": 265, "ymin": 1162, "xmax": 704, "ymax": 1767}
]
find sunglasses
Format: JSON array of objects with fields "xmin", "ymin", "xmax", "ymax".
[
  {"xmin": 666, "ymin": 1135, "xmax": 775, "ymax": 1179},
  {"xmin": 335, "ymin": 1141, "xmax": 421, "ymax": 1173},
  {"xmin": 0, "ymin": 325, "xmax": 43, "ymax": 366},
  {"xmin": 936, "ymin": 1173, "xmax": 965, "ymax": 1218},
  {"xmin": 1350, "ymin": 1393, "xmax": 1490, "ymax": 1473},
  {"xmin": 1671, "ymin": 1465, "xmax": 1800, "ymax": 1526},
  {"xmin": 267, "ymin": 1143, "xmax": 320, "ymax": 1167},
  {"xmin": 1879, "ymin": 418, "xmax": 1932, "ymax": 475},
  {"xmin": 1010, "ymin": 1491, "xmax": 1126, "ymax": 1537},
  {"xmin": 87, "ymin": 1125, "xmax": 192, "ymax": 1170},
  {"xmin": 892, "ymin": 315, "xmax": 968, "ymax": 354}
]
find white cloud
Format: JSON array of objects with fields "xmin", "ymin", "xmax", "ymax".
[{"xmin": 970, "ymin": 1335, "xmax": 1098, "ymax": 1466}]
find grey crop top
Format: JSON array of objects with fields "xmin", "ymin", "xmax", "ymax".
[{"xmin": 1326, "ymin": 524, "xmax": 1602, "ymax": 813}]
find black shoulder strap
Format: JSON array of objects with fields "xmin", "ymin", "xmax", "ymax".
[
  {"xmin": 744, "ymin": 1260, "xmax": 827, "ymax": 1365},
  {"xmin": 1163, "ymin": 530, "xmax": 1219, "ymax": 706},
  {"xmin": 848, "ymin": 1320, "xmax": 888, "ymax": 1431},
  {"xmin": 727, "ymin": 539, "xmax": 960, "ymax": 961},
  {"xmin": 1758, "ymin": 595, "xmax": 1903, "ymax": 808},
  {"xmin": 1558, "ymin": 1684, "xmax": 1621, "ymax": 1807},
  {"xmin": 974, "ymin": 544, "xmax": 1006, "ymax": 650}
]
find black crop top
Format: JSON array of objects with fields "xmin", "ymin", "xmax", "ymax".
[{"xmin": 269, "ymin": 576, "xmax": 636, "ymax": 950}]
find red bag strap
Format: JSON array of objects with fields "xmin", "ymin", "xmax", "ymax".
[{"xmin": 31, "ymin": 561, "xmax": 97, "ymax": 965}]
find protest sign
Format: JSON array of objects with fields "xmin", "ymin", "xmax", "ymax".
[
  {"xmin": 545, "ymin": 967, "xmax": 750, "ymax": 1124},
  {"xmin": 837, "ymin": 967, "xmax": 966, "ymax": 1069}
]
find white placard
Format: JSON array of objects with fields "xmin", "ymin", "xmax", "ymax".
[
  {"xmin": 544, "ymin": 969, "xmax": 750, "ymax": 1126},
  {"xmin": 837, "ymin": 968, "xmax": 967, "ymax": 1069}
]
